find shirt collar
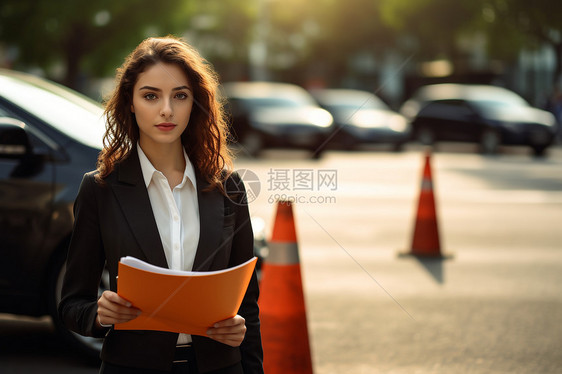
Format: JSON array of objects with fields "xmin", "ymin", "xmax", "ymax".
[{"xmin": 137, "ymin": 143, "xmax": 197, "ymax": 189}]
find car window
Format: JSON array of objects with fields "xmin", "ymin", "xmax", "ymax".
[
  {"xmin": 0, "ymin": 74, "xmax": 105, "ymax": 149},
  {"xmin": 245, "ymin": 97, "xmax": 304, "ymax": 108},
  {"xmin": 0, "ymin": 103, "xmax": 60, "ymax": 156},
  {"xmin": 318, "ymin": 94, "xmax": 388, "ymax": 112},
  {"xmin": 419, "ymin": 100, "xmax": 475, "ymax": 120},
  {"xmin": 471, "ymin": 98, "xmax": 529, "ymax": 117}
]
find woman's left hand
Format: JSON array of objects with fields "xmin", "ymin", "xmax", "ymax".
[{"xmin": 206, "ymin": 315, "xmax": 246, "ymax": 347}]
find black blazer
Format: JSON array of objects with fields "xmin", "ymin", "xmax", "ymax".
[{"xmin": 58, "ymin": 148, "xmax": 263, "ymax": 373}]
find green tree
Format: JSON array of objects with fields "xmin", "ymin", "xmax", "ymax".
[
  {"xmin": 380, "ymin": 0, "xmax": 482, "ymax": 64},
  {"xmin": 253, "ymin": 0, "xmax": 398, "ymax": 86},
  {"xmin": 179, "ymin": 0, "xmax": 255, "ymax": 81},
  {"xmin": 380, "ymin": 0, "xmax": 562, "ymax": 85},
  {"xmin": 480, "ymin": 0, "xmax": 562, "ymax": 84},
  {"xmin": 306, "ymin": 0, "xmax": 398, "ymax": 83},
  {"xmin": 0, "ymin": 0, "xmax": 191, "ymax": 90}
]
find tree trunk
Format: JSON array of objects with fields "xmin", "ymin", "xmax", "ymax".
[{"xmin": 63, "ymin": 25, "xmax": 87, "ymax": 91}]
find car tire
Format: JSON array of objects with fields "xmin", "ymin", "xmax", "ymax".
[
  {"xmin": 392, "ymin": 141, "xmax": 406, "ymax": 152},
  {"xmin": 310, "ymin": 148, "xmax": 323, "ymax": 159},
  {"xmin": 336, "ymin": 132, "xmax": 357, "ymax": 150},
  {"xmin": 480, "ymin": 129, "xmax": 500, "ymax": 155},
  {"xmin": 48, "ymin": 251, "xmax": 106, "ymax": 363},
  {"xmin": 532, "ymin": 144, "xmax": 547, "ymax": 157}
]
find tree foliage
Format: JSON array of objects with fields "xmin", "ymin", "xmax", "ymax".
[
  {"xmin": 380, "ymin": 0, "xmax": 562, "ymax": 83},
  {"xmin": 0, "ymin": 0, "xmax": 191, "ymax": 89},
  {"xmin": 480, "ymin": 0, "xmax": 562, "ymax": 82},
  {"xmin": 256, "ymin": 0, "xmax": 398, "ymax": 85},
  {"xmin": 1, "ymin": 0, "xmax": 560, "ymax": 91}
]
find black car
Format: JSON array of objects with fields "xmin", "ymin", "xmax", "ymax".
[
  {"xmin": 400, "ymin": 84, "xmax": 558, "ymax": 155},
  {"xmin": 222, "ymin": 81, "xmax": 333, "ymax": 158},
  {"xmin": 0, "ymin": 69, "xmax": 267, "ymax": 361},
  {"xmin": 0, "ymin": 69, "xmax": 107, "ymax": 359},
  {"xmin": 310, "ymin": 88, "xmax": 411, "ymax": 150}
]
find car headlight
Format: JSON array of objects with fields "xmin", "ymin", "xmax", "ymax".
[
  {"xmin": 307, "ymin": 108, "xmax": 333, "ymax": 128},
  {"xmin": 388, "ymin": 115, "xmax": 408, "ymax": 132}
]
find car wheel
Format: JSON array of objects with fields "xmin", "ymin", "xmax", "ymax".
[
  {"xmin": 336, "ymin": 132, "xmax": 357, "ymax": 150},
  {"xmin": 392, "ymin": 141, "xmax": 406, "ymax": 152},
  {"xmin": 480, "ymin": 129, "xmax": 500, "ymax": 155},
  {"xmin": 532, "ymin": 144, "xmax": 547, "ymax": 157},
  {"xmin": 49, "ymin": 251, "xmax": 108, "ymax": 362},
  {"xmin": 310, "ymin": 148, "xmax": 323, "ymax": 159},
  {"xmin": 417, "ymin": 126, "xmax": 435, "ymax": 145},
  {"xmin": 240, "ymin": 131, "xmax": 263, "ymax": 157}
]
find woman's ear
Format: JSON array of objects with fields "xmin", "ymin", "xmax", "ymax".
[{"xmin": 130, "ymin": 104, "xmax": 135, "ymax": 113}]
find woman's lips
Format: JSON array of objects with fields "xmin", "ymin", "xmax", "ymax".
[{"xmin": 155, "ymin": 123, "xmax": 176, "ymax": 131}]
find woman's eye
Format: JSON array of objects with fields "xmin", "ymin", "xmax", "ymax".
[
  {"xmin": 175, "ymin": 92, "xmax": 188, "ymax": 100},
  {"xmin": 144, "ymin": 93, "xmax": 157, "ymax": 100}
]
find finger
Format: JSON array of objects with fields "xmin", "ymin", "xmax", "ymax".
[
  {"xmin": 98, "ymin": 306, "xmax": 141, "ymax": 322},
  {"xmin": 102, "ymin": 290, "xmax": 134, "ymax": 307},
  {"xmin": 98, "ymin": 292, "xmax": 140, "ymax": 314},
  {"xmin": 212, "ymin": 315, "xmax": 245, "ymax": 328},
  {"xmin": 207, "ymin": 324, "xmax": 246, "ymax": 335},
  {"xmin": 98, "ymin": 303, "xmax": 141, "ymax": 317},
  {"xmin": 97, "ymin": 293, "xmax": 141, "ymax": 324},
  {"xmin": 98, "ymin": 308, "xmax": 141, "ymax": 325},
  {"xmin": 99, "ymin": 307, "xmax": 141, "ymax": 321},
  {"xmin": 207, "ymin": 322, "xmax": 246, "ymax": 344}
]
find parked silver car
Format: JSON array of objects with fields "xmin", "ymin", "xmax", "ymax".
[
  {"xmin": 310, "ymin": 88, "xmax": 411, "ymax": 150},
  {"xmin": 222, "ymin": 81, "xmax": 333, "ymax": 158}
]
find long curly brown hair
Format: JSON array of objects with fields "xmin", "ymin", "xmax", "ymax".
[{"xmin": 97, "ymin": 35, "xmax": 233, "ymax": 192}]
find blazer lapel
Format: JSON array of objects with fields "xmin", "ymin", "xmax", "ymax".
[
  {"xmin": 109, "ymin": 149, "xmax": 168, "ymax": 268},
  {"xmin": 192, "ymin": 172, "xmax": 224, "ymax": 272}
]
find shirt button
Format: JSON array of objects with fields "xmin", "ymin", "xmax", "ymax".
[
  {"xmin": 173, "ymin": 215, "xmax": 179, "ymax": 222},
  {"xmin": 174, "ymin": 244, "xmax": 180, "ymax": 250}
]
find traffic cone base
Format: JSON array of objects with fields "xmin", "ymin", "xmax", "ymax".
[
  {"xmin": 398, "ymin": 249, "xmax": 454, "ymax": 259},
  {"xmin": 259, "ymin": 263, "xmax": 313, "ymax": 373}
]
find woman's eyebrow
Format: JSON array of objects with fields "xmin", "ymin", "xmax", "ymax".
[{"xmin": 138, "ymin": 85, "xmax": 191, "ymax": 91}]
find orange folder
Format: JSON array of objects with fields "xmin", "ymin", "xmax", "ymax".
[{"xmin": 115, "ymin": 256, "xmax": 257, "ymax": 336}]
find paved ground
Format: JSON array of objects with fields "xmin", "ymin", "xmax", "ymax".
[
  {"xmin": 1, "ymin": 144, "xmax": 561, "ymax": 374},
  {"xmin": 241, "ymin": 145, "xmax": 562, "ymax": 374},
  {"xmin": 301, "ymin": 247, "xmax": 562, "ymax": 373}
]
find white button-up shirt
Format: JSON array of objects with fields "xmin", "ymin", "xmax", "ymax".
[{"xmin": 137, "ymin": 144, "xmax": 200, "ymax": 344}]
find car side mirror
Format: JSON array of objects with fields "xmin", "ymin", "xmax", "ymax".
[{"xmin": 0, "ymin": 117, "xmax": 31, "ymax": 159}]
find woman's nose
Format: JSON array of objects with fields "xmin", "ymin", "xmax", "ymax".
[{"xmin": 160, "ymin": 99, "xmax": 173, "ymax": 118}]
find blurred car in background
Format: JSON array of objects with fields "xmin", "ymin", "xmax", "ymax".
[
  {"xmin": 0, "ymin": 69, "xmax": 268, "ymax": 362},
  {"xmin": 310, "ymin": 88, "xmax": 411, "ymax": 150},
  {"xmin": 400, "ymin": 84, "xmax": 558, "ymax": 155},
  {"xmin": 222, "ymin": 81, "xmax": 333, "ymax": 158},
  {"xmin": 0, "ymin": 68, "xmax": 106, "ymax": 360}
]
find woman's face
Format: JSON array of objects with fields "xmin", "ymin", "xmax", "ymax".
[{"xmin": 131, "ymin": 62, "xmax": 193, "ymax": 151}]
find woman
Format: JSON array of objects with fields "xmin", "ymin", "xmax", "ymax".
[{"xmin": 58, "ymin": 36, "xmax": 263, "ymax": 374}]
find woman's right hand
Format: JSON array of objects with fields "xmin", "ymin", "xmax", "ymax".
[{"xmin": 96, "ymin": 290, "xmax": 141, "ymax": 328}]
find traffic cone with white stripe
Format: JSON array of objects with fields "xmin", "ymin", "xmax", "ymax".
[
  {"xmin": 259, "ymin": 200, "xmax": 313, "ymax": 374},
  {"xmin": 401, "ymin": 150, "xmax": 450, "ymax": 258}
]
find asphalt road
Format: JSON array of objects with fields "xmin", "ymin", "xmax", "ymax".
[{"xmin": 2, "ymin": 143, "xmax": 561, "ymax": 373}]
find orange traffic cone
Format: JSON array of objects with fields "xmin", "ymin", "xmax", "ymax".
[
  {"xmin": 259, "ymin": 201, "xmax": 313, "ymax": 374},
  {"xmin": 402, "ymin": 151, "xmax": 450, "ymax": 258}
]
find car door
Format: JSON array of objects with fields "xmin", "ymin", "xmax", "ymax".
[
  {"xmin": 417, "ymin": 99, "xmax": 481, "ymax": 141},
  {"xmin": 0, "ymin": 108, "xmax": 57, "ymax": 314}
]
